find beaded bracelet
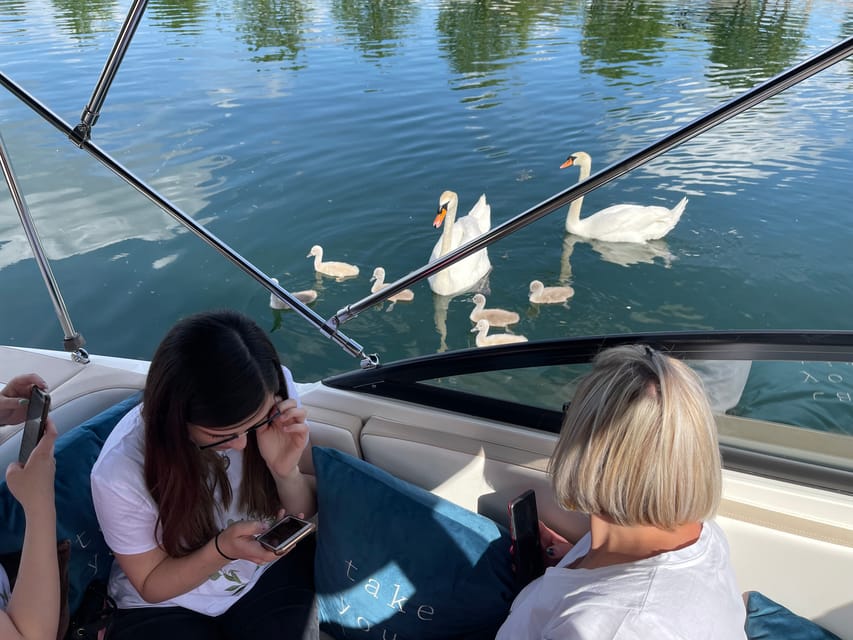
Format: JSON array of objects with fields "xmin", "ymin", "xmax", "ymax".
[{"xmin": 214, "ymin": 531, "xmax": 237, "ymax": 561}]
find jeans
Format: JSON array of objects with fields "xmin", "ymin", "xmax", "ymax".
[{"xmin": 107, "ymin": 537, "xmax": 318, "ymax": 640}]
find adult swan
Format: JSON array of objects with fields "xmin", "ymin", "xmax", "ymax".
[
  {"xmin": 428, "ymin": 191, "xmax": 492, "ymax": 296},
  {"xmin": 560, "ymin": 151, "xmax": 687, "ymax": 243}
]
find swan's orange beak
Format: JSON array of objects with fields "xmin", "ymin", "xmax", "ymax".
[
  {"xmin": 560, "ymin": 156, "xmax": 575, "ymax": 169},
  {"xmin": 433, "ymin": 204, "xmax": 448, "ymax": 228}
]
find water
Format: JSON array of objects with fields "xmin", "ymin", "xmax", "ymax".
[{"xmin": 0, "ymin": 0, "xmax": 851, "ymax": 382}]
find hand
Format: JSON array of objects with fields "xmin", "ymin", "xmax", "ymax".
[
  {"xmin": 215, "ymin": 518, "xmax": 288, "ymax": 565},
  {"xmin": 0, "ymin": 373, "xmax": 48, "ymax": 426},
  {"xmin": 539, "ymin": 520, "xmax": 573, "ymax": 567},
  {"xmin": 256, "ymin": 398, "xmax": 309, "ymax": 479},
  {"xmin": 5, "ymin": 418, "xmax": 57, "ymax": 515}
]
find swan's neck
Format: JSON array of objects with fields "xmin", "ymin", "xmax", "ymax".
[
  {"xmin": 567, "ymin": 159, "xmax": 591, "ymax": 231},
  {"xmin": 371, "ymin": 275, "xmax": 385, "ymax": 293},
  {"xmin": 440, "ymin": 203, "xmax": 457, "ymax": 255},
  {"xmin": 313, "ymin": 249, "xmax": 323, "ymax": 268}
]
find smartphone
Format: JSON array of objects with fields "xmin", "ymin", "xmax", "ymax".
[
  {"xmin": 255, "ymin": 515, "xmax": 316, "ymax": 555},
  {"xmin": 18, "ymin": 385, "xmax": 50, "ymax": 464},
  {"xmin": 508, "ymin": 489, "xmax": 545, "ymax": 588}
]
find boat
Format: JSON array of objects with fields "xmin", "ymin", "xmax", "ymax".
[{"xmin": 0, "ymin": 5, "xmax": 851, "ymax": 638}]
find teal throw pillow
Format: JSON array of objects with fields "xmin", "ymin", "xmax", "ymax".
[
  {"xmin": 312, "ymin": 446, "xmax": 517, "ymax": 640},
  {"xmin": 745, "ymin": 591, "xmax": 841, "ymax": 640},
  {"xmin": 0, "ymin": 392, "xmax": 141, "ymax": 613}
]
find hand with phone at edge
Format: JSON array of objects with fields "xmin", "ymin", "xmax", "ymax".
[
  {"xmin": 18, "ymin": 385, "xmax": 51, "ymax": 465},
  {"xmin": 509, "ymin": 490, "xmax": 546, "ymax": 588},
  {"xmin": 2, "ymin": 411, "xmax": 61, "ymax": 640},
  {"xmin": 0, "ymin": 373, "xmax": 48, "ymax": 426}
]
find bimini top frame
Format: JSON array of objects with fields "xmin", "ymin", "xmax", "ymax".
[{"xmin": 1, "ymin": 0, "xmax": 851, "ymax": 367}]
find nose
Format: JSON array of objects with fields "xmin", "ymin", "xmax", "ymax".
[{"xmin": 225, "ymin": 432, "xmax": 249, "ymax": 451}]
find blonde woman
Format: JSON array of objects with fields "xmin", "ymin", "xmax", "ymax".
[{"xmin": 497, "ymin": 345, "xmax": 746, "ymax": 639}]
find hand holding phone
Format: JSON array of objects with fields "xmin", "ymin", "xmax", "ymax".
[
  {"xmin": 18, "ymin": 385, "xmax": 50, "ymax": 464},
  {"xmin": 509, "ymin": 489, "xmax": 546, "ymax": 588},
  {"xmin": 255, "ymin": 515, "xmax": 316, "ymax": 556}
]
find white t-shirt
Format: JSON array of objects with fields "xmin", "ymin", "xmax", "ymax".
[
  {"xmin": 495, "ymin": 520, "xmax": 746, "ymax": 640},
  {"xmin": 90, "ymin": 367, "xmax": 301, "ymax": 616}
]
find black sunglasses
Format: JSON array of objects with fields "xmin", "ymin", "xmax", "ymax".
[{"xmin": 197, "ymin": 407, "xmax": 282, "ymax": 450}]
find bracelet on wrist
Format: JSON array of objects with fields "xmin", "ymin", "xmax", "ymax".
[{"xmin": 214, "ymin": 531, "xmax": 237, "ymax": 561}]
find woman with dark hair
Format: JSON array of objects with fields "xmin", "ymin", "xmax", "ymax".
[{"xmin": 91, "ymin": 310, "xmax": 317, "ymax": 639}]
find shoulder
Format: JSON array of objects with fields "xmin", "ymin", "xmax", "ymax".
[{"xmin": 91, "ymin": 404, "xmax": 145, "ymax": 485}]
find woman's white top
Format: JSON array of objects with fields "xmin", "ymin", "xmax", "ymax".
[
  {"xmin": 91, "ymin": 367, "xmax": 300, "ymax": 615},
  {"xmin": 496, "ymin": 520, "xmax": 746, "ymax": 640}
]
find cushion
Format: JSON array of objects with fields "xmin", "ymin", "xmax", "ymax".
[
  {"xmin": 0, "ymin": 392, "xmax": 141, "ymax": 614},
  {"xmin": 312, "ymin": 446, "xmax": 517, "ymax": 640},
  {"xmin": 745, "ymin": 591, "xmax": 841, "ymax": 640}
]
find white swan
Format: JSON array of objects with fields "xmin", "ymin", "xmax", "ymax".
[
  {"xmin": 370, "ymin": 267, "xmax": 414, "ymax": 302},
  {"xmin": 469, "ymin": 293, "xmax": 519, "ymax": 328},
  {"xmin": 529, "ymin": 280, "xmax": 574, "ymax": 304},
  {"xmin": 268, "ymin": 277, "xmax": 318, "ymax": 309},
  {"xmin": 471, "ymin": 319, "xmax": 527, "ymax": 347},
  {"xmin": 560, "ymin": 151, "xmax": 687, "ymax": 242},
  {"xmin": 428, "ymin": 191, "xmax": 492, "ymax": 296},
  {"xmin": 307, "ymin": 245, "xmax": 359, "ymax": 278}
]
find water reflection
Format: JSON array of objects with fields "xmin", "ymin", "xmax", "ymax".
[
  {"xmin": 50, "ymin": 0, "xmax": 114, "ymax": 39},
  {"xmin": 147, "ymin": 0, "xmax": 210, "ymax": 32},
  {"xmin": 235, "ymin": 0, "xmax": 312, "ymax": 65},
  {"xmin": 332, "ymin": 0, "xmax": 418, "ymax": 60},
  {"xmin": 560, "ymin": 235, "xmax": 674, "ymax": 284},
  {"xmin": 579, "ymin": 0, "xmax": 672, "ymax": 79},
  {"xmin": 703, "ymin": 0, "xmax": 807, "ymax": 89},
  {"xmin": 436, "ymin": 0, "xmax": 570, "ymax": 80}
]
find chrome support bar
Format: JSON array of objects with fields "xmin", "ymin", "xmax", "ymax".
[
  {"xmin": 333, "ymin": 35, "xmax": 853, "ymax": 325},
  {"xmin": 71, "ymin": 0, "xmax": 150, "ymax": 144},
  {"xmin": 0, "ymin": 131, "xmax": 89, "ymax": 363},
  {"xmin": 0, "ymin": 73, "xmax": 375, "ymax": 367}
]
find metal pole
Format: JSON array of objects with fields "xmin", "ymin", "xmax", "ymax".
[
  {"xmin": 333, "ymin": 35, "xmax": 853, "ymax": 325},
  {"xmin": 0, "ymin": 73, "xmax": 373, "ymax": 366},
  {"xmin": 71, "ymin": 0, "xmax": 150, "ymax": 144},
  {"xmin": 0, "ymin": 131, "xmax": 88, "ymax": 362}
]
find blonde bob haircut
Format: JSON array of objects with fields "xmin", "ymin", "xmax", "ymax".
[{"xmin": 549, "ymin": 344, "xmax": 722, "ymax": 529}]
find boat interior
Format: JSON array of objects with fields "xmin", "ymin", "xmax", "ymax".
[{"xmin": 1, "ymin": 2, "xmax": 851, "ymax": 637}]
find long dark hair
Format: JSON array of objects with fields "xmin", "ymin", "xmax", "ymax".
[{"xmin": 143, "ymin": 310, "xmax": 287, "ymax": 556}]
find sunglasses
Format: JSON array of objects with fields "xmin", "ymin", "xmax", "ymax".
[{"xmin": 196, "ymin": 406, "xmax": 282, "ymax": 450}]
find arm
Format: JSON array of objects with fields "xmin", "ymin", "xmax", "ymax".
[
  {"xmin": 113, "ymin": 519, "xmax": 282, "ymax": 604},
  {"xmin": 257, "ymin": 399, "xmax": 317, "ymax": 518},
  {"xmin": 0, "ymin": 420, "xmax": 60, "ymax": 640}
]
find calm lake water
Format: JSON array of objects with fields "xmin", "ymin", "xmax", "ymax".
[{"xmin": 1, "ymin": 0, "xmax": 852, "ymax": 382}]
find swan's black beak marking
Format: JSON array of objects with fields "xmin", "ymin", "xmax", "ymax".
[
  {"xmin": 433, "ymin": 203, "xmax": 448, "ymax": 228},
  {"xmin": 560, "ymin": 156, "xmax": 575, "ymax": 169}
]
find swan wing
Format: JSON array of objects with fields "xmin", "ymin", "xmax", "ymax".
[
  {"xmin": 467, "ymin": 194, "xmax": 491, "ymax": 235},
  {"xmin": 575, "ymin": 198, "xmax": 686, "ymax": 243}
]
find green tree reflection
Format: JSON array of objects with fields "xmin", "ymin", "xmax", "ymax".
[
  {"xmin": 147, "ymin": 0, "xmax": 208, "ymax": 32},
  {"xmin": 50, "ymin": 0, "xmax": 115, "ymax": 39},
  {"xmin": 704, "ymin": 0, "xmax": 807, "ymax": 88},
  {"xmin": 578, "ymin": 0, "xmax": 671, "ymax": 80},
  {"xmin": 331, "ymin": 0, "xmax": 418, "ymax": 60},
  {"xmin": 234, "ymin": 0, "xmax": 311, "ymax": 66},
  {"xmin": 436, "ymin": 0, "xmax": 573, "ymax": 75}
]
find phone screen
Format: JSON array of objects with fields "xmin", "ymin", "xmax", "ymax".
[
  {"xmin": 509, "ymin": 489, "xmax": 545, "ymax": 588},
  {"xmin": 259, "ymin": 517, "xmax": 307, "ymax": 547},
  {"xmin": 18, "ymin": 386, "xmax": 50, "ymax": 464}
]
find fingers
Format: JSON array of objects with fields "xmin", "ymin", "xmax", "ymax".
[{"xmin": 4, "ymin": 373, "xmax": 47, "ymax": 398}]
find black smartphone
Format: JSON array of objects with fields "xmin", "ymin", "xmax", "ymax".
[
  {"xmin": 18, "ymin": 385, "xmax": 50, "ymax": 464},
  {"xmin": 508, "ymin": 489, "xmax": 545, "ymax": 588},
  {"xmin": 255, "ymin": 515, "xmax": 316, "ymax": 555}
]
